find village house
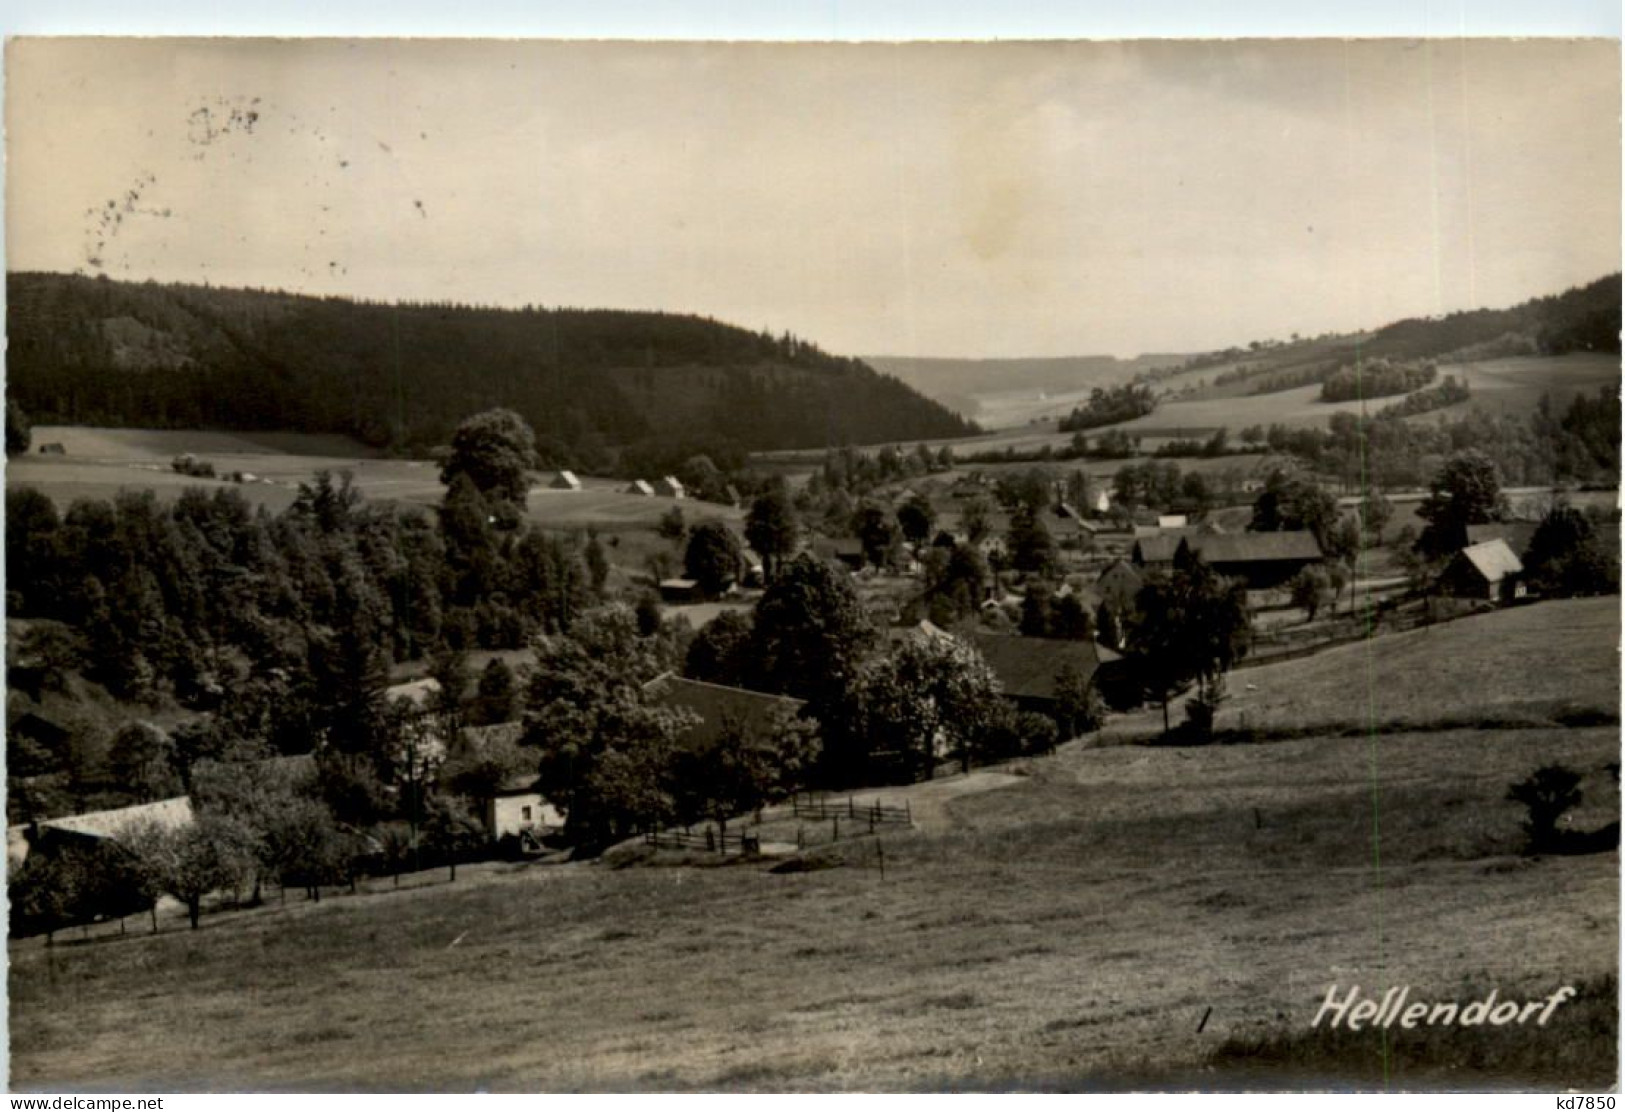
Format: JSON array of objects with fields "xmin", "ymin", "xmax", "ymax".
[
  {"xmin": 624, "ymin": 479, "xmax": 656, "ymax": 496},
  {"xmin": 1440, "ymin": 539, "xmax": 1525, "ymax": 602},
  {"xmin": 967, "ymin": 633, "xmax": 1132, "ymax": 718},
  {"xmin": 658, "ymin": 577, "xmax": 705, "ymax": 603},
  {"xmin": 484, "ymin": 773, "xmax": 563, "ymax": 852},
  {"xmin": 809, "ymin": 535, "xmax": 867, "ymax": 571},
  {"xmin": 1094, "ymin": 558, "xmax": 1144, "ymax": 615},
  {"xmin": 1176, "ymin": 532, "xmax": 1323, "ymax": 590},
  {"xmin": 654, "ymin": 476, "xmax": 687, "ymax": 499},
  {"xmin": 548, "ymin": 470, "xmax": 583, "ymax": 491},
  {"xmin": 641, "ymin": 673, "xmax": 806, "ymax": 752}
]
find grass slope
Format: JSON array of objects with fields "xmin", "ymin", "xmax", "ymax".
[{"xmin": 9, "ymin": 600, "xmax": 1618, "ymax": 1091}]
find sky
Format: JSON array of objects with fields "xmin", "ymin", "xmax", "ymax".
[{"xmin": 6, "ymin": 37, "xmax": 1620, "ymax": 358}]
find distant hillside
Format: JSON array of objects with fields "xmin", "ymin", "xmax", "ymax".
[
  {"xmin": 6, "ymin": 272, "xmax": 980, "ymax": 469},
  {"xmin": 866, "ymin": 353, "xmax": 1188, "ymax": 420},
  {"xmin": 1148, "ymin": 274, "xmax": 1622, "ymax": 401}
]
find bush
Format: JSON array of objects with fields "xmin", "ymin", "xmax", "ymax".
[{"xmin": 1507, "ymin": 764, "xmax": 1583, "ymax": 854}]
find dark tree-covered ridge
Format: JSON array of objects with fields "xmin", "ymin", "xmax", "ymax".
[{"xmin": 6, "ymin": 271, "xmax": 980, "ymax": 463}]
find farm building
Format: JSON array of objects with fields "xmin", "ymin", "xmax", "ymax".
[
  {"xmin": 484, "ymin": 774, "xmax": 563, "ymax": 849},
  {"xmin": 1176, "ymin": 532, "xmax": 1323, "ymax": 589},
  {"xmin": 810, "ymin": 535, "xmax": 867, "ymax": 571},
  {"xmin": 641, "ymin": 673, "xmax": 806, "ymax": 751},
  {"xmin": 1130, "ymin": 533, "xmax": 1185, "ymax": 569},
  {"xmin": 624, "ymin": 479, "xmax": 656, "ymax": 497},
  {"xmin": 9, "ymin": 794, "xmax": 194, "ymax": 870},
  {"xmin": 659, "ymin": 578, "xmax": 705, "ymax": 603},
  {"xmin": 1440, "ymin": 539, "xmax": 1525, "ymax": 602},
  {"xmin": 1466, "ymin": 521, "xmax": 1539, "ymax": 557},
  {"xmin": 1094, "ymin": 559, "xmax": 1144, "ymax": 613},
  {"xmin": 548, "ymin": 470, "xmax": 583, "ymax": 491},
  {"xmin": 1157, "ymin": 514, "xmax": 1188, "ymax": 530},
  {"xmin": 654, "ymin": 476, "xmax": 687, "ymax": 499},
  {"xmin": 967, "ymin": 633, "xmax": 1132, "ymax": 717}
]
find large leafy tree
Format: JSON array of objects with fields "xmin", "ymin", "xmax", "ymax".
[
  {"xmin": 745, "ymin": 486, "xmax": 799, "ymax": 583},
  {"xmin": 1522, "ymin": 501, "xmax": 1620, "ymax": 597},
  {"xmin": 1416, "ymin": 449, "xmax": 1507, "ymax": 557},
  {"xmin": 837, "ymin": 636, "xmax": 1006, "ymax": 782},
  {"xmin": 522, "ymin": 605, "xmax": 694, "ymax": 849},
  {"xmin": 683, "ymin": 521, "xmax": 743, "ymax": 596},
  {"xmin": 439, "ymin": 408, "xmax": 536, "ymax": 507},
  {"xmin": 1130, "ymin": 549, "xmax": 1251, "ymax": 734},
  {"xmin": 1250, "ymin": 468, "xmax": 1340, "ymax": 547},
  {"xmin": 748, "ymin": 553, "xmax": 874, "ymax": 708}
]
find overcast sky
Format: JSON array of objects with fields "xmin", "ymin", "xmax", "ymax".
[{"xmin": 7, "ymin": 38, "xmax": 1619, "ymax": 358}]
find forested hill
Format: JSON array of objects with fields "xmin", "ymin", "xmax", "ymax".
[{"xmin": 5, "ymin": 272, "xmax": 980, "ymax": 469}]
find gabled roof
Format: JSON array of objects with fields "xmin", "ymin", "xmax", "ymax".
[
  {"xmin": 1132, "ymin": 534, "xmax": 1183, "ymax": 564},
  {"xmin": 549, "ymin": 470, "xmax": 582, "ymax": 489},
  {"xmin": 385, "ymin": 676, "xmax": 442, "ymax": 709},
  {"xmin": 42, "ymin": 795, "xmax": 194, "ymax": 843},
  {"xmin": 625, "ymin": 479, "xmax": 656, "ymax": 496},
  {"xmin": 966, "ymin": 634, "xmax": 1112, "ymax": 703},
  {"xmin": 1453, "ymin": 539, "xmax": 1523, "ymax": 584},
  {"xmin": 642, "ymin": 673, "xmax": 806, "ymax": 749},
  {"xmin": 1466, "ymin": 521, "xmax": 1538, "ymax": 555},
  {"xmin": 1182, "ymin": 531, "xmax": 1323, "ymax": 564}
]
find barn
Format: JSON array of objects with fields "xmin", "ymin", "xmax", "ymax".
[
  {"xmin": 641, "ymin": 673, "xmax": 806, "ymax": 751},
  {"xmin": 1440, "ymin": 539, "xmax": 1525, "ymax": 602},
  {"xmin": 661, "ymin": 578, "xmax": 709, "ymax": 603},
  {"xmin": 967, "ymin": 633, "xmax": 1133, "ymax": 717},
  {"xmin": 1175, "ymin": 532, "xmax": 1323, "ymax": 590}
]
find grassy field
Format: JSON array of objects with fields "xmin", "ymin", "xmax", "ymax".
[
  {"xmin": 10, "ymin": 598, "xmax": 1618, "ymax": 1091},
  {"xmin": 8, "ymin": 426, "xmax": 739, "ymax": 533}
]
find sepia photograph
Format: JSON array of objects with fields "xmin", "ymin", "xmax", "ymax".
[{"xmin": 3, "ymin": 27, "xmax": 1621, "ymax": 1093}]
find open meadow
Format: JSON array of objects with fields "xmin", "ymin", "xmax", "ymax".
[
  {"xmin": 7, "ymin": 426, "xmax": 740, "ymax": 533},
  {"xmin": 10, "ymin": 600, "xmax": 1618, "ymax": 1092}
]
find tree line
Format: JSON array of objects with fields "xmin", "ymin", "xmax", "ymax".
[{"xmin": 6, "ymin": 271, "xmax": 979, "ymax": 467}]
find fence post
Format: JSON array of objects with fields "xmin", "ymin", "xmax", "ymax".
[
  {"xmin": 849, "ymin": 796, "xmax": 856, "ymax": 818},
  {"xmin": 833, "ymin": 816, "xmax": 840, "ymax": 841},
  {"xmin": 877, "ymin": 838, "xmax": 885, "ymax": 881}
]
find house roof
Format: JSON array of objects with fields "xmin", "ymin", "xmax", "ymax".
[
  {"xmin": 642, "ymin": 673, "xmax": 805, "ymax": 749},
  {"xmin": 385, "ymin": 677, "xmax": 442, "ymax": 709},
  {"xmin": 967, "ymin": 634, "xmax": 1113, "ymax": 703},
  {"xmin": 1096, "ymin": 559, "xmax": 1143, "ymax": 590},
  {"xmin": 42, "ymin": 795, "xmax": 194, "ymax": 842},
  {"xmin": 549, "ymin": 470, "xmax": 581, "ymax": 488},
  {"xmin": 1182, "ymin": 531, "xmax": 1323, "ymax": 565},
  {"xmin": 1132, "ymin": 534, "xmax": 1183, "ymax": 564},
  {"xmin": 1454, "ymin": 539, "xmax": 1524, "ymax": 584},
  {"xmin": 625, "ymin": 479, "xmax": 656, "ymax": 496},
  {"xmin": 1466, "ymin": 521, "xmax": 1538, "ymax": 555},
  {"xmin": 659, "ymin": 577, "xmax": 700, "ymax": 591}
]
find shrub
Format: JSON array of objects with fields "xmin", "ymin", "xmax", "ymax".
[{"xmin": 1507, "ymin": 764, "xmax": 1583, "ymax": 854}]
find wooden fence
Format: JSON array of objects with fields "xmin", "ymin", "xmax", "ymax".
[
  {"xmin": 791, "ymin": 793, "xmax": 912, "ymax": 828},
  {"xmin": 643, "ymin": 828, "xmax": 760, "ymax": 856}
]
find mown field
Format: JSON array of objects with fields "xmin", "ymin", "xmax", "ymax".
[
  {"xmin": 10, "ymin": 600, "xmax": 1618, "ymax": 1092},
  {"xmin": 7, "ymin": 426, "xmax": 741, "ymax": 532}
]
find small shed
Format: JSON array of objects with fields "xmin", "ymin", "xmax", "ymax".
[
  {"xmin": 659, "ymin": 578, "xmax": 705, "ymax": 603},
  {"xmin": 484, "ymin": 775, "xmax": 562, "ymax": 846},
  {"xmin": 624, "ymin": 479, "xmax": 656, "ymax": 497},
  {"xmin": 1441, "ymin": 539, "xmax": 1524, "ymax": 602},
  {"xmin": 549, "ymin": 470, "xmax": 583, "ymax": 491}
]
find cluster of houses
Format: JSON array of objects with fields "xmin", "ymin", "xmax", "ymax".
[{"xmin": 543, "ymin": 471, "xmax": 689, "ymax": 499}]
